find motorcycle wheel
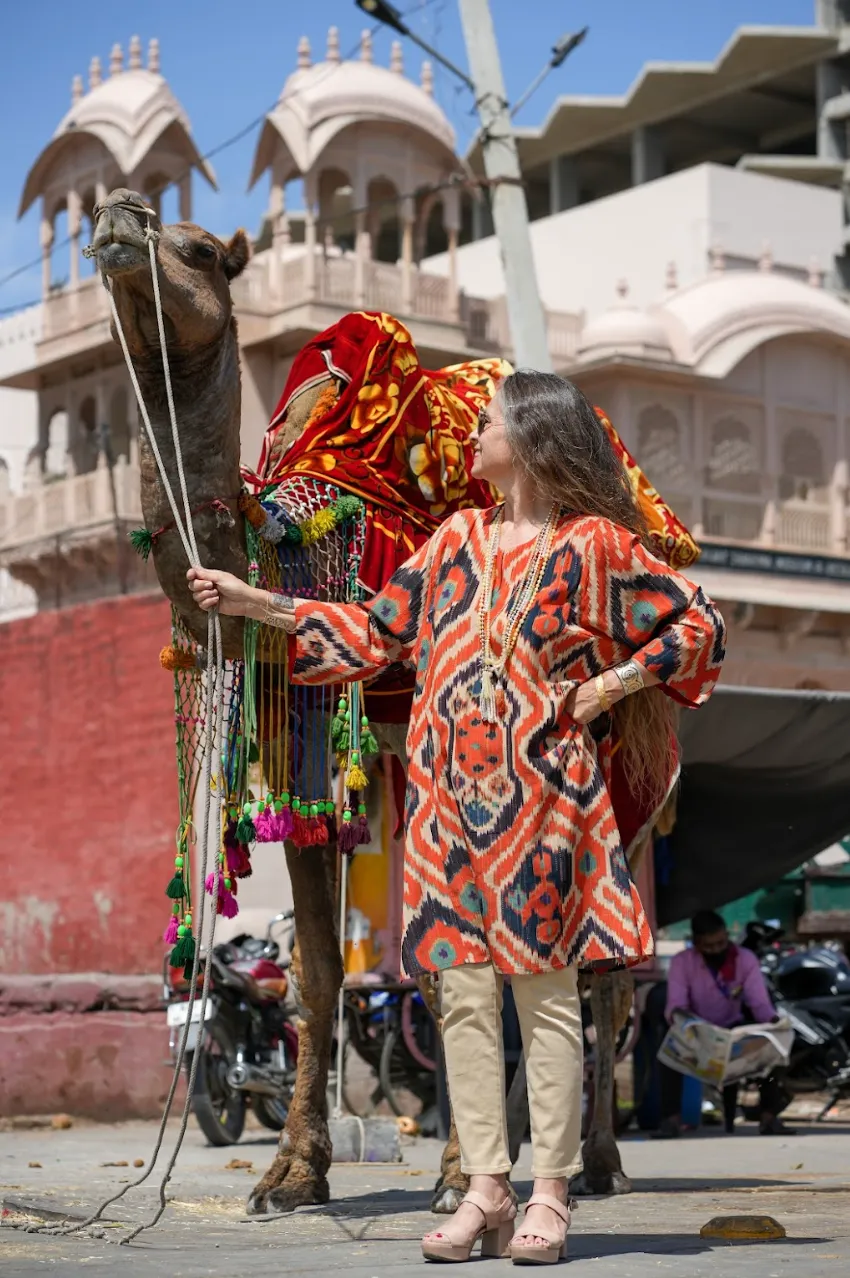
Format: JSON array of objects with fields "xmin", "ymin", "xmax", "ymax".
[
  {"xmin": 378, "ymin": 1024, "xmax": 436, "ymax": 1119},
  {"xmin": 253, "ymin": 1095, "xmax": 289, "ymax": 1132},
  {"xmin": 188, "ymin": 1026, "xmax": 247, "ymax": 1146}
]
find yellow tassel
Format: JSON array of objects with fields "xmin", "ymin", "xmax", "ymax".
[
  {"xmin": 160, "ymin": 645, "xmax": 196, "ymax": 671},
  {"xmin": 300, "ymin": 506, "xmax": 338, "ymax": 546},
  {"xmin": 335, "ymin": 751, "xmax": 348, "ymax": 769},
  {"xmin": 345, "ymin": 763, "xmax": 369, "ymax": 791},
  {"xmin": 304, "ymin": 382, "xmax": 338, "ymax": 431},
  {"xmin": 238, "ymin": 492, "xmax": 267, "ymax": 530}
]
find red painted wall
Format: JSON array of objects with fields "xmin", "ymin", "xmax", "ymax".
[{"xmin": 0, "ymin": 593, "xmax": 177, "ymax": 976}]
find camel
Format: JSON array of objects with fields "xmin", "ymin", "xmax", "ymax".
[{"xmin": 92, "ymin": 187, "xmax": 644, "ymax": 1213}]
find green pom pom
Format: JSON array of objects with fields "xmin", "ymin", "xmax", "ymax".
[
  {"xmin": 284, "ymin": 524, "xmax": 303, "ymax": 545},
  {"xmin": 334, "ymin": 494, "xmax": 363, "ymax": 521},
  {"xmin": 236, "ymin": 814, "xmax": 256, "ymax": 845},
  {"xmin": 361, "ymin": 729, "xmax": 379, "ymax": 757},
  {"xmin": 129, "ymin": 527, "xmax": 154, "ymax": 560},
  {"xmin": 170, "ymin": 932, "xmax": 195, "ymax": 969},
  {"xmin": 165, "ymin": 872, "xmax": 185, "ymax": 900}
]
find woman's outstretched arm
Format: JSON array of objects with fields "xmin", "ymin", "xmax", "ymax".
[{"xmin": 187, "ymin": 527, "xmax": 443, "ymax": 686}]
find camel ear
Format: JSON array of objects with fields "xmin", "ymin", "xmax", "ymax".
[{"xmin": 223, "ymin": 229, "xmax": 250, "ymax": 280}]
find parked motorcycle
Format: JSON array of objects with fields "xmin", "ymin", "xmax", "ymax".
[
  {"xmin": 742, "ymin": 920, "xmax": 850, "ymax": 1118},
  {"xmin": 164, "ymin": 911, "xmax": 298, "ymax": 1146}
]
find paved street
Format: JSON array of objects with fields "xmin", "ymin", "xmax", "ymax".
[{"xmin": 2, "ymin": 1113, "xmax": 849, "ymax": 1275}]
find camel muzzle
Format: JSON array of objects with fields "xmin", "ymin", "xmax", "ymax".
[{"xmin": 88, "ymin": 193, "xmax": 162, "ymax": 276}]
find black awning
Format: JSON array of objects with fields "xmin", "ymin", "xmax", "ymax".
[{"xmin": 657, "ymin": 686, "xmax": 850, "ymax": 928}]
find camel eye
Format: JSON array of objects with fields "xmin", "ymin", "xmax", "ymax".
[{"xmin": 195, "ymin": 242, "xmax": 216, "ymax": 261}]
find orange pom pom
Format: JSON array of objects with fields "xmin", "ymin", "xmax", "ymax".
[
  {"xmin": 304, "ymin": 382, "xmax": 338, "ymax": 431},
  {"xmin": 160, "ymin": 646, "xmax": 196, "ymax": 671}
]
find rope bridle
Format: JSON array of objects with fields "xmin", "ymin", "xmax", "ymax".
[{"xmin": 34, "ymin": 203, "xmax": 228, "ymax": 1245}]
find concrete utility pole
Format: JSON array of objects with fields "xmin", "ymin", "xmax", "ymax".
[{"xmin": 457, "ymin": 0, "xmax": 552, "ymax": 371}]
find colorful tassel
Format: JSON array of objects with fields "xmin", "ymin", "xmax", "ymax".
[
  {"xmin": 334, "ymin": 494, "xmax": 362, "ymax": 522},
  {"xmin": 356, "ymin": 803, "xmax": 372, "ymax": 845},
  {"xmin": 273, "ymin": 803, "xmax": 294, "ymax": 841},
  {"xmin": 170, "ymin": 923, "xmax": 195, "ymax": 970},
  {"xmin": 253, "ymin": 804, "xmax": 276, "ymax": 842},
  {"xmin": 301, "ymin": 506, "xmax": 338, "ymax": 546},
  {"xmin": 226, "ymin": 839, "xmax": 253, "ymax": 878},
  {"xmin": 162, "ymin": 910, "xmax": 180, "ymax": 945},
  {"xmin": 129, "ymin": 526, "xmax": 154, "ymax": 560},
  {"xmin": 338, "ymin": 815, "xmax": 358, "ymax": 855},
  {"xmin": 165, "ymin": 864, "xmax": 186, "ymax": 899},
  {"xmin": 238, "ymin": 491, "xmax": 267, "ymax": 529},
  {"xmin": 160, "ymin": 645, "xmax": 196, "ymax": 671},
  {"xmin": 346, "ymin": 763, "xmax": 369, "ymax": 792},
  {"xmin": 236, "ymin": 811, "xmax": 256, "ymax": 845}
]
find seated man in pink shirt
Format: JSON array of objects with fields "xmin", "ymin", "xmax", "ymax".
[{"xmin": 654, "ymin": 910, "xmax": 794, "ymax": 1138}]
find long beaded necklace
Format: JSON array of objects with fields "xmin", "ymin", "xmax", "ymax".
[{"xmin": 477, "ymin": 503, "xmax": 560, "ymax": 723}]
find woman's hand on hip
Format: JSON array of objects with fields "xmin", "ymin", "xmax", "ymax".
[
  {"xmin": 186, "ymin": 567, "xmax": 264, "ymax": 618},
  {"xmin": 567, "ymin": 670, "xmax": 624, "ymax": 724}
]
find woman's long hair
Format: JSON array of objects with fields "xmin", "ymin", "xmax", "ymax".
[{"xmin": 498, "ymin": 368, "xmax": 678, "ymax": 808}]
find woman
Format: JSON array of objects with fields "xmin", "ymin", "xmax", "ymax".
[{"xmin": 188, "ymin": 371, "xmax": 726, "ymax": 1264}]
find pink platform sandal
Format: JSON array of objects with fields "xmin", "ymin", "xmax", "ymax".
[
  {"xmin": 421, "ymin": 1189, "xmax": 517, "ymax": 1263},
  {"xmin": 509, "ymin": 1194, "xmax": 572, "ymax": 1265}
]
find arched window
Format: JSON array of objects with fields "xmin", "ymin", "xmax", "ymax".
[
  {"xmin": 44, "ymin": 409, "xmax": 69, "ymax": 478},
  {"xmin": 780, "ymin": 427, "xmax": 825, "ymax": 501},
  {"xmin": 109, "ymin": 387, "xmax": 130, "ymax": 462},
  {"xmin": 71, "ymin": 396, "xmax": 98, "ymax": 475},
  {"xmin": 636, "ymin": 405, "xmax": 686, "ymax": 489},
  {"xmin": 707, "ymin": 416, "xmax": 759, "ymax": 493}
]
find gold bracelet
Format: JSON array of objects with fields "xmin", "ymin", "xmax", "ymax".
[{"xmin": 595, "ymin": 672, "xmax": 612, "ymax": 713}]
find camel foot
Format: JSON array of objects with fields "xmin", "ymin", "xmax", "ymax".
[
  {"xmin": 569, "ymin": 1168, "xmax": 632, "ymax": 1197},
  {"xmin": 430, "ymin": 1178, "xmax": 468, "ymax": 1214},
  {"xmin": 247, "ymin": 1170, "xmax": 330, "ymax": 1215},
  {"xmin": 430, "ymin": 1178, "xmax": 519, "ymax": 1214}
]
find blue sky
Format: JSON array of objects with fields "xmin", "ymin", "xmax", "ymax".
[{"xmin": 0, "ymin": 0, "xmax": 816, "ymax": 311}]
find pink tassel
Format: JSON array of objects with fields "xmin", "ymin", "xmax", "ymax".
[
  {"xmin": 219, "ymin": 888, "xmax": 239, "ymax": 919},
  {"xmin": 254, "ymin": 807, "xmax": 275, "ymax": 842},
  {"xmin": 338, "ymin": 821, "xmax": 358, "ymax": 855},
  {"xmin": 273, "ymin": 806, "xmax": 294, "ymax": 841},
  {"xmin": 204, "ymin": 871, "xmax": 219, "ymax": 896},
  {"xmin": 162, "ymin": 914, "xmax": 179, "ymax": 945},
  {"xmin": 226, "ymin": 840, "xmax": 252, "ymax": 878}
]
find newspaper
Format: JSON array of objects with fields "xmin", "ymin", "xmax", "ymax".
[{"xmin": 657, "ymin": 1016, "xmax": 794, "ymax": 1088}]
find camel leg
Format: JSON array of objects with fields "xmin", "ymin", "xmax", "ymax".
[
  {"xmin": 570, "ymin": 971, "xmax": 634, "ymax": 1197},
  {"xmin": 248, "ymin": 840, "xmax": 343, "ymax": 1214},
  {"xmin": 414, "ymin": 973, "xmax": 469, "ymax": 1213}
]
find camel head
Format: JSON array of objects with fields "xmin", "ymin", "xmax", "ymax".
[
  {"xmin": 92, "ymin": 188, "xmax": 250, "ymax": 356},
  {"xmin": 92, "ymin": 188, "xmax": 250, "ymax": 657}
]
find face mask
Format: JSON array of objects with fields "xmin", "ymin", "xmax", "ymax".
[{"xmin": 702, "ymin": 946, "xmax": 729, "ymax": 971}]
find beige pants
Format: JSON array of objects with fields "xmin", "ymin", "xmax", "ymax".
[{"xmin": 440, "ymin": 962, "xmax": 583, "ymax": 1178}]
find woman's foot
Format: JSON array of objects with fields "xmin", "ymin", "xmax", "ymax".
[
  {"xmin": 511, "ymin": 1178, "xmax": 570, "ymax": 1255},
  {"xmin": 422, "ymin": 1174, "xmax": 515, "ymax": 1260}
]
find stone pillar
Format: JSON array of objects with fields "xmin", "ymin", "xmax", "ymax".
[
  {"xmin": 179, "ymin": 173, "xmax": 192, "ymax": 222},
  {"xmin": 40, "ymin": 216, "xmax": 54, "ymax": 298},
  {"xmin": 68, "ymin": 191, "xmax": 82, "ymax": 290},
  {"xmin": 400, "ymin": 197, "xmax": 415, "ymax": 315},
  {"xmin": 304, "ymin": 175, "xmax": 318, "ymax": 301},
  {"xmin": 760, "ymin": 395, "xmax": 779, "ymax": 545},
  {"xmin": 816, "ymin": 59, "xmax": 845, "ymax": 161},
  {"xmin": 354, "ymin": 210, "xmax": 370, "ymax": 308},
  {"xmin": 631, "ymin": 126, "xmax": 665, "ymax": 186},
  {"xmin": 830, "ymin": 458, "xmax": 848, "ymax": 552},
  {"xmin": 549, "ymin": 154, "xmax": 579, "ymax": 214}
]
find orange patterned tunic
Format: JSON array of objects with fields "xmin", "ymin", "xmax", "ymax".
[{"xmin": 291, "ymin": 509, "xmax": 726, "ymax": 977}]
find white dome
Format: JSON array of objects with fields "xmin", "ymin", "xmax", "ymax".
[
  {"xmin": 578, "ymin": 287, "xmax": 673, "ymax": 362},
  {"xmin": 659, "ymin": 269, "xmax": 850, "ymax": 375},
  {"xmin": 20, "ymin": 48, "xmax": 215, "ymax": 216},
  {"xmin": 250, "ymin": 54, "xmax": 456, "ymax": 186}
]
